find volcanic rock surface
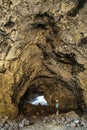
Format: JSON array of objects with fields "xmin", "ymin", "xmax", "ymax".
[{"xmin": 0, "ymin": 0, "xmax": 87, "ymax": 117}]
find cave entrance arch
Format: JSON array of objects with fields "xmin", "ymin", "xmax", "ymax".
[{"xmin": 19, "ymin": 86, "xmax": 54, "ymax": 117}]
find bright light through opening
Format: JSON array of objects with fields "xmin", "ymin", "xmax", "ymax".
[{"xmin": 30, "ymin": 95, "xmax": 48, "ymax": 106}]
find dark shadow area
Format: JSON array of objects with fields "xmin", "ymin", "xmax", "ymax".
[
  {"xmin": 78, "ymin": 37, "xmax": 87, "ymax": 47},
  {"xmin": 31, "ymin": 22, "xmax": 47, "ymax": 30},
  {"xmin": 19, "ymin": 87, "xmax": 54, "ymax": 117},
  {"xmin": 68, "ymin": 0, "xmax": 86, "ymax": 17},
  {"xmin": 4, "ymin": 21, "xmax": 15, "ymax": 28}
]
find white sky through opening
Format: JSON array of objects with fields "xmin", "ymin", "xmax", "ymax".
[{"xmin": 30, "ymin": 95, "xmax": 48, "ymax": 106}]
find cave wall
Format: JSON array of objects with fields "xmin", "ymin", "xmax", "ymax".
[{"xmin": 0, "ymin": 0, "xmax": 87, "ymax": 117}]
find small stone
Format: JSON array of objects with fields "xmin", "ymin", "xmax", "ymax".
[
  {"xmin": 19, "ymin": 122, "xmax": 24, "ymax": 128},
  {"xmin": 66, "ymin": 117, "xmax": 71, "ymax": 123},
  {"xmin": 61, "ymin": 117, "xmax": 66, "ymax": 122},
  {"xmin": 66, "ymin": 124, "xmax": 71, "ymax": 127},
  {"xmin": 52, "ymin": 119, "xmax": 56, "ymax": 125},
  {"xmin": 22, "ymin": 119, "xmax": 29, "ymax": 126},
  {"xmin": 80, "ymin": 121, "xmax": 87, "ymax": 128},
  {"xmin": 70, "ymin": 122, "xmax": 76, "ymax": 128},
  {"xmin": 73, "ymin": 119, "xmax": 79, "ymax": 125},
  {"xmin": 1, "ymin": 116, "xmax": 8, "ymax": 125},
  {"xmin": 0, "ymin": 123, "xmax": 3, "ymax": 127},
  {"xmin": 43, "ymin": 117, "xmax": 51, "ymax": 123},
  {"xmin": 43, "ymin": 119, "xmax": 46, "ymax": 123},
  {"xmin": 46, "ymin": 124, "xmax": 53, "ymax": 128},
  {"xmin": 3, "ymin": 123, "xmax": 9, "ymax": 129},
  {"xmin": 81, "ymin": 118, "xmax": 87, "ymax": 127},
  {"xmin": 29, "ymin": 120, "xmax": 34, "ymax": 125}
]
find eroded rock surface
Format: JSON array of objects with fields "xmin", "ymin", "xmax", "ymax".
[
  {"xmin": 0, "ymin": 0, "xmax": 87, "ymax": 117},
  {"xmin": 0, "ymin": 112, "xmax": 87, "ymax": 130}
]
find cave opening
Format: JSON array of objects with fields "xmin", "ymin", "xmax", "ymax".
[
  {"xmin": 19, "ymin": 86, "xmax": 54, "ymax": 118},
  {"xmin": 29, "ymin": 95, "xmax": 48, "ymax": 106}
]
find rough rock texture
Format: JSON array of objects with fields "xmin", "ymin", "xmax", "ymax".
[
  {"xmin": 0, "ymin": 0, "xmax": 87, "ymax": 117},
  {"xmin": 0, "ymin": 111, "xmax": 87, "ymax": 130}
]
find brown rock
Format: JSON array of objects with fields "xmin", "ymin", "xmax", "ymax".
[{"xmin": 0, "ymin": 0, "xmax": 87, "ymax": 117}]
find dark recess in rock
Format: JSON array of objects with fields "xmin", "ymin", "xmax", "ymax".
[
  {"xmin": 79, "ymin": 37, "xmax": 87, "ymax": 47},
  {"xmin": 31, "ymin": 22, "xmax": 47, "ymax": 29},
  {"xmin": 42, "ymin": 49, "xmax": 85, "ymax": 74},
  {"xmin": 34, "ymin": 12, "xmax": 59, "ymax": 33},
  {"xmin": 0, "ymin": 68, "xmax": 6, "ymax": 73},
  {"xmin": 68, "ymin": 0, "xmax": 87, "ymax": 17},
  {"xmin": 4, "ymin": 21, "xmax": 15, "ymax": 28},
  {"xmin": 0, "ymin": 29, "xmax": 8, "ymax": 36},
  {"xmin": 0, "ymin": 42, "xmax": 8, "ymax": 48},
  {"xmin": 35, "ymin": 12, "xmax": 53, "ymax": 20}
]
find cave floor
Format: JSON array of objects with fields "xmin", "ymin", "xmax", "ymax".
[
  {"xmin": 0, "ymin": 112, "xmax": 87, "ymax": 130},
  {"xmin": 22, "ymin": 122, "xmax": 87, "ymax": 130},
  {"xmin": 21, "ymin": 112, "xmax": 87, "ymax": 130}
]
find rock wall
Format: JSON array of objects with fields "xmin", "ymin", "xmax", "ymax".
[{"xmin": 0, "ymin": 0, "xmax": 87, "ymax": 117}]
